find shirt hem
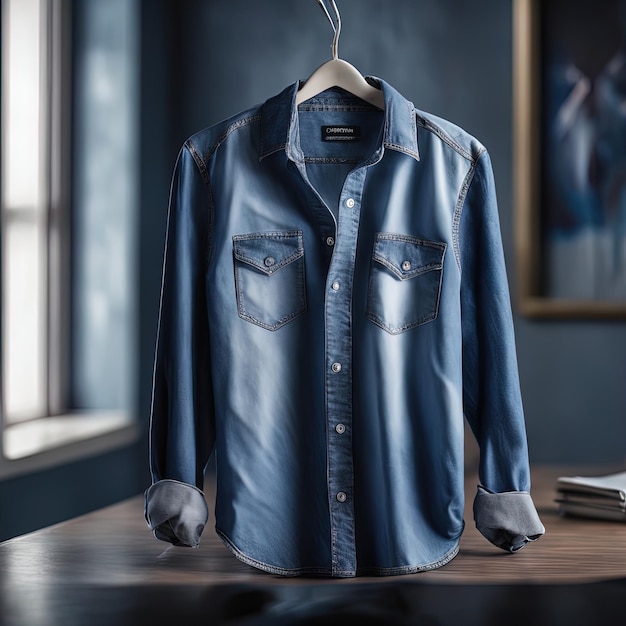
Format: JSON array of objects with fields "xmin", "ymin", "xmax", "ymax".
[
  {"xmin": 356, "ymin": 543, "xmax": 459, "ymax": 576},
  {"xmin": 216, "ymin": 527, "xmax": 460, "ymax": 578},
  {"xmin": 216, "ymin": 528, "xmax": 332, "ymax": 577}
]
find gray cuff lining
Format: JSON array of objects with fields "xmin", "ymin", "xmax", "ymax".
[
  {"xmin": 144, "ymin": 479, "xmax": 208, "ymax": 548},
  {"xmin": 473, "ymin": 485, "xmax": 545, "ymax": 553}
]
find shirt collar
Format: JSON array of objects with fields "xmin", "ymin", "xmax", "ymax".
[{"xmin": 259, "ymin": 78, "xmax": 420, "ymax": 162}]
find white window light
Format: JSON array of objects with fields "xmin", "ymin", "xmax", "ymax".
[
  {"xmin": 0, "ymin": 0, "xmax": 139, "ymax": 475},
  {"xmin": 1, "ymin": 0, "xmax": 48, "ymax": 423}
]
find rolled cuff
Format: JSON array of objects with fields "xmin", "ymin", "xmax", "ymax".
[
  {"xmin": 144, "ymin": 479, "xmax": 209, "ymax": 548},
  {"xmin": 473, "ymin": 485, "xmax": 545, "ymax": 553}
]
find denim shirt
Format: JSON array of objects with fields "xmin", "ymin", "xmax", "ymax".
[{"xmin": 145, "ymin": 78, "xmax": 545, "ymax": 577}]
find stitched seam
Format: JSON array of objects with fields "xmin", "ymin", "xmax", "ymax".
[
  {"xmin": 185, "ymin": 139, "xmax": 209, "ymax": 184},
  {"xmin": 260, "ymin": 143, "xmax": 288, "ymax": 159},
  {"xmin": 415, "ymin": 114, "xmax": 477, "ymax": 163},
  {"xmin": 383, "ymin": 142, "xmax": 420, "ymax": 160},
  {"xmin": 453, "ymin": 149, "xmax": 484, "ymax": 272},
  {"xmin": 205, "ymin": 171, "xmax": 215, "ymax": 272},
  {"xmin": 216, "ymin": 528, "xmax": 336, "ymax": 576},
  {"xmin": 356, "ymin": 543, "xmax": 460, "ymax": 576},
  {"xmin": 232, "ymin": 230, "xmax": 303, "ymax": 241},
  {"xmin": 185, "ymin": 139, "xmax": 215, "ymax": 272},
  {"xmin": 234, "ymin": 249, "xmax": 303, "ymax": 273},
  {"xmin": 375, "ymin": 232, "xmax": 447, "ymax": 249},
  {"xmin": 372, "ymin": 254, "xmax": 442, "ymax": 279},
  {"xmin": 382, "ymin": 99, "xmax": 420, "ymax": 160},
  {"xmin": 366, "ymin": 309, "xmax": 439, "ymax": 334},
  {"xmin": 305, "ymin": 157, "xmax": 361, "ymax": 164},
  {"xmin": 233, "ymin": 231, "xmax": 304, "ymax": 273},
  {"xmin": 203, "ymin": 114, "xmax": 261, "ymax": 161}
]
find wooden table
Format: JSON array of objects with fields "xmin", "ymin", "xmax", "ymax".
[{"xmin": 2, "ymin": 466, "xmax": 625, "ymax": 625}]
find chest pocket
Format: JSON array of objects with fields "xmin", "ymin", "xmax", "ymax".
[
  {"xmin": 233, "ymin": 231, "xmax": 306, "ymax": 331},
  {"xmin": 366, "ymin": 233, "xmax": 446, "ymax": 335}
]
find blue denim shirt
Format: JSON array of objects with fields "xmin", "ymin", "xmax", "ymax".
[{"xmin": 145, "ymin": 79, "xmax": 544, "ymax": 577}]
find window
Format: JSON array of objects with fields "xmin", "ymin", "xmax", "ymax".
[
  {"xmin": 1, "ymin": 0, "xmax": 50, "ymax": 423},
  {"xmin": 1, "ymin": 0, "xmax": 138, "ymax": 472}
]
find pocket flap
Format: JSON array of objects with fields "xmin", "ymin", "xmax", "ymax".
[
  {"xmin": 372, "ymin": 233, "xmax": 446, "ymax": 280},
  {"xmin": 233, "ymin": 230, "xmax": 304, "ymax": 276}
]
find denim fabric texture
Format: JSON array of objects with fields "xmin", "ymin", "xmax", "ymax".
[{"xmin": 145, "ymin": 78, "xmax": 545, "ymax": 577}]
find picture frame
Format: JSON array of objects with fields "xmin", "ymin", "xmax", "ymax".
[{"xmin": 513, "ymin": 0, "xmax": 626, "ymax": 317}]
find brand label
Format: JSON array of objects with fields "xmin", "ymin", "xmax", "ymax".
[{"xmin": 321, "ymin": 125, "xmax": 361, "ymax": 141}]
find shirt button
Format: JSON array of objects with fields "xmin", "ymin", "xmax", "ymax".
[
  {"xmin": 326, "ymin": 236, "xmax": 335, "ymax": 247},
  {"xmin": 401, "ymin": 260, "xmax": 411, "ymax": 271},
  {"xmin": 264, "ymin": 256, "xmax": 276, "ymax": 267},
  {"xmin": 331, "ymin": 281, "xmax": 340, "ymax": 291},
  {"xmin": 345, "ymin": 198, "xmax": 355, "ymax": 209},
  {"xmin": 331, "ymin": 362, "xmax": 342, "ymax": 373},
  {"xmin": 336, "ymin": 491, "xmax": 347, "ymax": 503},
  {"xmin": 335, "ymin": 423, "xmax": 346, "ymax": 434}
]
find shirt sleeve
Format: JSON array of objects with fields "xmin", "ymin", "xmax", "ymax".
[
  {"xmin": 144, "ymin": 142, "xmax": 216, "ymax": 548},
  {"xmin": 458, "ymin": 149, "xmax": 545, "ymax": 552}
]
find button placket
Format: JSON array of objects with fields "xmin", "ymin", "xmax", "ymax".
[{"xmin": 324, "ymin": 173, "xmax": 366, "ymax": 576}]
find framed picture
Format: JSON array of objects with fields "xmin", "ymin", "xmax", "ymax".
[{"xmin": 514, "ymin": 0, "xmax": 626, "ymax": 317}]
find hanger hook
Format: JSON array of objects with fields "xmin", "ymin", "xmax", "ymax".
[
  {"xmin": 315, "ymin": 0, "xmax": 341, "ymax": 60},
  {"xmin": 330, "ymin": 1, "xmax": 341, "ymax": 60}
]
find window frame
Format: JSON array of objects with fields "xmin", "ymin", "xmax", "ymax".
[{"xmin": 0, "ymin": 0, "xmax": 138, "ymax": 475}]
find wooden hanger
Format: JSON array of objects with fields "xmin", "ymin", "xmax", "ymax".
[{"xmin": 296, "ymin": 0, "xmax": 385, "ymax": 110}]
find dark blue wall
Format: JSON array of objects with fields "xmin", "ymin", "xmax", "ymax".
[
  {"xmin": 169, "ymin": 0, "xmax": 626, "ymax": 464},
  {"xmin": 2, "ymin": 0, "xmax": 624, "ymax": 543}
]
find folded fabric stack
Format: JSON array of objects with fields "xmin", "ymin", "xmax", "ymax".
[{"xmin": 556, "ymin": 471, "xmax": 626, "ymax": 522}]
